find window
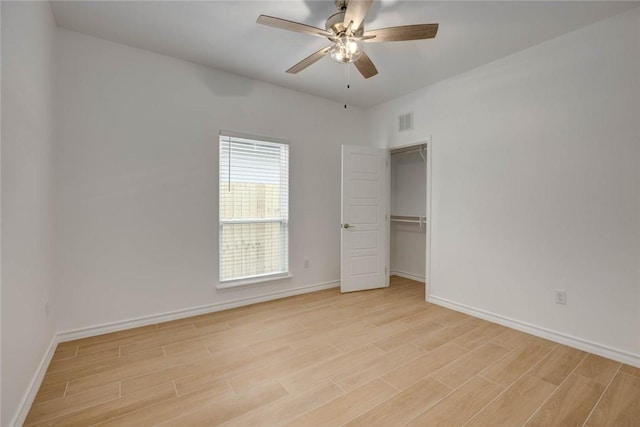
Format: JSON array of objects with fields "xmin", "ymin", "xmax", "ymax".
[{"xmin": 219, "ymin": 131, "xmax": 289, "ymax": 286}]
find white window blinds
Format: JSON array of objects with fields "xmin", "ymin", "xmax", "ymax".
[{"xmin": 219, "ymin": 132, "xmax": 289, "ymax": 283}]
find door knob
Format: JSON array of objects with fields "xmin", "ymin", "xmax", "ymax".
[{"xmin": 343, "ymin": 223, "xmax": 355, "ymax": 229}]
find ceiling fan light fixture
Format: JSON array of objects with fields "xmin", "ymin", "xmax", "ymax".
[{"xmin": 330, "ymin": 35, "xmax": 363, "ymax": 64}]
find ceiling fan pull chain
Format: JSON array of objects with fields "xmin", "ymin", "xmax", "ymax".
[{"xmin": 344, "ymin": 63, "xmax": 350, "ymax": 109}]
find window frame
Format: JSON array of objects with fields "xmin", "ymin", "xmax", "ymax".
[{"xmin": 217, "ymin": 130, "xmax": 291, "ymax": 289}]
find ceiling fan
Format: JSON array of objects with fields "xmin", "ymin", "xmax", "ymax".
[{"xmin": 256, "ymin": 0, "xmax": 438, "ymax": 79}]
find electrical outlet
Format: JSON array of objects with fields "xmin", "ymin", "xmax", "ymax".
[
  {"xmin": 45, "ymin": 300, "xmax": 51, "ymax": 317},
  {"xmin": 555, "ymin": 290, "xmax": 567, "ymax": 305},
  {"xmin": 304, "ymin": 259, "xmax": 309, "ymax": 269}
]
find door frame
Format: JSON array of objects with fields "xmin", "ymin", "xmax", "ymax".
[{"xmin": 386, "ymin": 136, "xmax": 432, "ymax": 301}]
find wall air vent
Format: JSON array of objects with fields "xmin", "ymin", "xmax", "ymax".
[{"xmin": 398, "ymin": 112, "xmax": 413, "ymax": 132}]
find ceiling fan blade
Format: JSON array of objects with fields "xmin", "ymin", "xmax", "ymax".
[
  {"xmin": 354, "ymin": 52, "xmax": 378, "ymax": 79},
  {"xmin": 286, "ymin": 46, "xmax": 332, "ymax": 74},
  {"xmin": 257, "ymin": 15, "xmax": 332, "ymax": 38},
  {"xmin": 364, "ymin": 24, "xmax": 439, "ymax": 42},
  {"xmin": 343, "ymin": 0, "xmax": 372, "ymax": 31}
]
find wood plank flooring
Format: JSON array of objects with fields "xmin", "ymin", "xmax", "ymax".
[{"xmin": 26, "ymin": 277, "xmax": 640, "ymax": 426}]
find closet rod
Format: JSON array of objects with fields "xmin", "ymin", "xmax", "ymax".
[{"xmin": 390, "ymin": 218, "xmax": 422, "ymax": 224}]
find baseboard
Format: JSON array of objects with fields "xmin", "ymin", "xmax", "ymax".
[
  {"xmin": 57, "ymin": 280, "xmax": 340, "ymax": 342},
  {"xmin": 428, "ymin": 295, "xmax": 640, "ymax": 368},
  {"xmin": 390, "ymin": 269, "xmax": 425, "ymax": 283},
  {"xmin": 10, "ymin": 335, "xmax": 58, "ymax": 427}
]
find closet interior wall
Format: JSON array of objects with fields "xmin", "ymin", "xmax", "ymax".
[{"xmin": 390, "ymin": 146, "xmax": 427, "ymax": 281}]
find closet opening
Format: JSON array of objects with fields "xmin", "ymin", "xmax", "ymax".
[{"xmin": 388, "ymin": 142, "xmax": 430, "ymax": 297}]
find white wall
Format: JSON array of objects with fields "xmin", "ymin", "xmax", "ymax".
[
  {"xmin": 1, "ymin": 5, "xmax": 3, "ymax": 424},
  {"xmin": 54, "ymin": 28, "xmax": 367, "ymax": 332},
  {"xmin": 368, "ymin": 9, "xmax": 640, "ymax": 359},
  {"xmin": 390, "ymin": 151, "xmax": 426, "ymax": 279},
  {"xmin": 1, "ymin": 2, "xmax": 57, "ymax": 426},
  {"xmin": 1, "ymin": 4, "xmax": 3, "ymax": 423}
]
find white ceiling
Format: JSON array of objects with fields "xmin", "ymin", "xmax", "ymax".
[{"xmin": 51, "ymin": 1, "xmax": 639, "ymax": 108}]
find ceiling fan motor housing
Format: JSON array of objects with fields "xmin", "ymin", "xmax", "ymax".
[{"xmin": 326, "ymin": 11, "xmax": 364, "ymax": 36}]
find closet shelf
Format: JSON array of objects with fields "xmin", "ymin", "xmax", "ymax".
[
  {"xmin": 390, "ymin": 144, "xmax": 426, "ymax": 163},
  {"xmin": 390, "ymin": 215, "xmax": 427, "ymax": 226}
]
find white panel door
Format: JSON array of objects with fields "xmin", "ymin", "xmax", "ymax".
[{"xmin": 341, "ymin": 145, "xmax": 388, "ymax": 293}]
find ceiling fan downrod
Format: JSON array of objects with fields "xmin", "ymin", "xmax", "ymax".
[{"xmin": 335, "ymin": 0, "xmax": 349, "ymax": 12}]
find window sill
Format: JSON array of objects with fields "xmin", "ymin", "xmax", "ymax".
[{"xmin": 217, "ymin": 273, "xmax": 293, "ymax": 290}]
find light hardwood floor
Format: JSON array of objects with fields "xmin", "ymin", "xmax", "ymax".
[{"xmin": 26, "ymin": 277, "xmax": 640, "ymax": 426}]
